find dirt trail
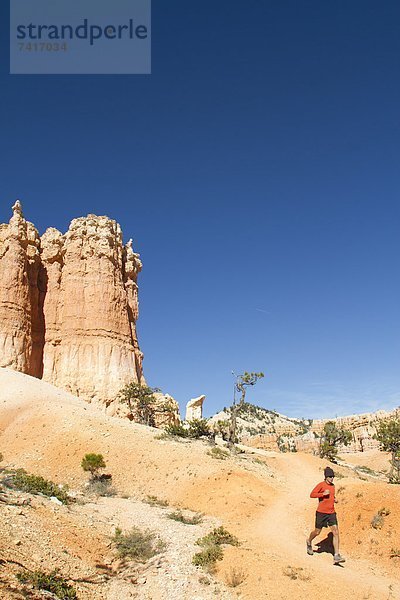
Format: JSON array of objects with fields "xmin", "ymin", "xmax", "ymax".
[
  {"xmin": 250, "ymin": 453, "xmax": 399, "ymax": 600},
  {"xmin": 0, "ymin": 368, "xmax": 399, "ymax": 600}
]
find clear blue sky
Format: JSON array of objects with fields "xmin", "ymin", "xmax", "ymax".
[{"xmin": 1, "ymin": 1, "xmax": 399, "ymax": 419}]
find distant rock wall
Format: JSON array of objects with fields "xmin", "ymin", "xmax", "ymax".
[
  {"xmin": 241, "ymin": 408, "xmax": 400, "ymax": 454},
  {"xmin": 310, "ymin": 409, "xmax": 400, "ymax": 453},
  {"xmin": 0, "ymin": 202, "xmax": 144, "ymax": 408}
]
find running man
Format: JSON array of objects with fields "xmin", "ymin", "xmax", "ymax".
[{"xmin": 306, "ymin": 466, "xmax": 346, "ymax": 565}]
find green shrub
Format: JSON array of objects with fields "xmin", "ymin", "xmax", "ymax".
[
  {"xmin": 187, "ymin": 419, "xmax": 211, "ymax": 439},
  {"xmin": 112, "ymin": 527, "xmax": 166, "ymax": 562},
  {"xmin": 196, "ymin": 526, "xmax": 239, "ymax": 548},
  {"xmin": 12, "ymin": 469, "xmax": 69, "ymax": 504},
  {"xmin": 81, "ymin": 453, "xmax": 106, "ymax": 479},
  {"xmin": 164, "ymin": 423, "xmax": 189, "ymax": 438},
  {"xmin": 192, "ymin": 543, "xmax": 223, "ymax": 569},
  {"xmin": 167, "ymin": 510, "xmax": 203, "ymax": 525},
  {"xmin": 277, "ymin": 435, "xmax": 288, "ymax": 453},
  {"xmin": 207, "ymin": 447, "xmax": 229, "ymax": 460},
  {"xmin": 164, "ymin": 419, "xmax": 211, "ymax": 439},
  {"xmin": 17, "ymin": 570, "xmax": 77, "ymax": 599},
  {"xmin": 193, "ymin": 526, "xmax": 240, "ymax": 572}
]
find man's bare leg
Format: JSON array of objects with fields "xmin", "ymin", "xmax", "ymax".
[
  {"xmin": 306, "ymin": 528, "xmax": 321, "ymax": 554},
  {"xmin": 330, "ymin": 525, "xmax": 340, "ymax": 555},
  {"xmin": 307, "ymin": 528, "xmax": 322, "ymax": 544},
  {"xmin": 331, "ymin": 525, "xmax": 345, "ymax": 563}
]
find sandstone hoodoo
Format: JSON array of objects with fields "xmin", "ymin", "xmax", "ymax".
[
  {"xmin": 0, "ymin": 202, "xmax": 145, "ymax": 408},
  {"xmin": 186, "ymin": 395, "xmax": 205, "ymax": 421},
  {"xmin": 0, "ymin": 200, "xmax": 43, "ymax": 378}
]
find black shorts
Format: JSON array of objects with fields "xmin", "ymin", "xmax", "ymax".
[{"xmin": 315, "ymin": 511, "xmax": 338, "ymax": 529}]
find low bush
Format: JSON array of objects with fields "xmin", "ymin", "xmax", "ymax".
[
  {"xmin": 225, "ymin": 566, "xmax": 247, "ymax": 587},
  {"xmin": 144, "ymin": 495, "xmax": 169, "ymax": 507},
  {"xmin": 17, "ymin": 569, "xmax": 77, "ymax": 599},
  {"xmin": 86, "ymin": 479, "xmax": 117, "ymax": 497},
  {"xmin": 192, "ymin": 543, "xmax": 223, "ymax": 570},
  {"xmin": 164, "ymin": 423, "xmax": 189, "ymax": 438},
  {"xmin": 112, "ymin": 527, "xmax": 166, "ymax": 562},
  {"xmin": 356, "ymin": 465, "xmax": 378, "ymax": 476},
  {"xmin": 167, "ymin": 510, "xmax": 203, "ymax": 525},
  {"xmin": 371, "ymin": 513, "xmax": 384, "ymax": 529},
  {"xmin": 187, "ymin": 419, "xmax": 211, "ymax": 439},
  {"xmin": 12, "ymin": 469, "xmax": 69, "ymax": 504},
  {"xmin": 207, "ymin": 447, "xmax": 229, "ymax": 460},
  {"xmin": 196, "ymin": 526, "xmax": 239, "ymax": 548},
  {"xmin": 282, "ymin": 565, "xmax": 310, "ymax": 581},
  {"xmin": 193, "ymin": 526, "xmax": 240, "ymax": 572},
  {"xmin": 164, "ymin": 419, "xmax": 211, "ymax": 439}
]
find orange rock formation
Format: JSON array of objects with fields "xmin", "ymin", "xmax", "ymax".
[{"xmin": 0, "ymin": 202, "xmax": 144, "ymax": 408}]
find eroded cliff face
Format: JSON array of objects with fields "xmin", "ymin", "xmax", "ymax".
[
  {"xmin": 0, "ymin": 201, "xmax": 44, "ymax": 377},
  {"xmin": 41, "ymin": 215, "xmax": 144, "ymax": 405},
  {"xmin": 0, "ymin": 203, "xmax": 145, "ymax": 408}
]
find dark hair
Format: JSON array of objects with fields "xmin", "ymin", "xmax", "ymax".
[{"xmin": 324, "ymin": 467, "xmax": 335, "ymax": 478}]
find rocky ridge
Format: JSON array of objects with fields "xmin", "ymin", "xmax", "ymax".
[{"xmin": 211, "ymin": 402, "xmax": 400, "ymax": 453}]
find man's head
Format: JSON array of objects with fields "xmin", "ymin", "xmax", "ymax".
[{"xmin": 324, "ymin": 466, "xmax": 335, "ymax": 481}]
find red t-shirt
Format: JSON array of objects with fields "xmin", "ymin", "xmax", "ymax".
[{"xmin": 310, "ymin": 480, "xmax": 335, "ymax": 514}]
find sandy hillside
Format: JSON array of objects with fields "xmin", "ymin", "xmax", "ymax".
[{"xmin": 0, "ymin": 367, "xmax": 399, "ymax": 600}]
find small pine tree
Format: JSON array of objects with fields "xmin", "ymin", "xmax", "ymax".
[
  {"xmin": 119, "ymin": 382, "xmax": 160, "ymax": 426},
  {"xmin": 228, "ymin": 371, "xmax": 264, "ymax": 447},
  {"xmin": 211, "ymin": 420, "xmax": 230, "ymax": 440},
  {"xmin": 374, "ymin": 418, "xmax": 400, "ymax": 483},
  {"xmin": 319, "ymin": 421, "xmax": 352, "ymax": 461},
  {"xmin": 81, "ymin": 453, "xmax": 106, "ymax": 480},
  {"xmin": 235, "ymin": 372, "xmax": 265, "ymax": 406}
]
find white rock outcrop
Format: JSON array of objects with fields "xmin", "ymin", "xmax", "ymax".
[{"xmin": 185, "ymin": 395, "xmax": 205, "ymax": 421}]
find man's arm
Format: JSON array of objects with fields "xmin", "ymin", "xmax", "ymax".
[{"xmin": 310, "ymin": 483, "xmax": 328, "ymax": 498}]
